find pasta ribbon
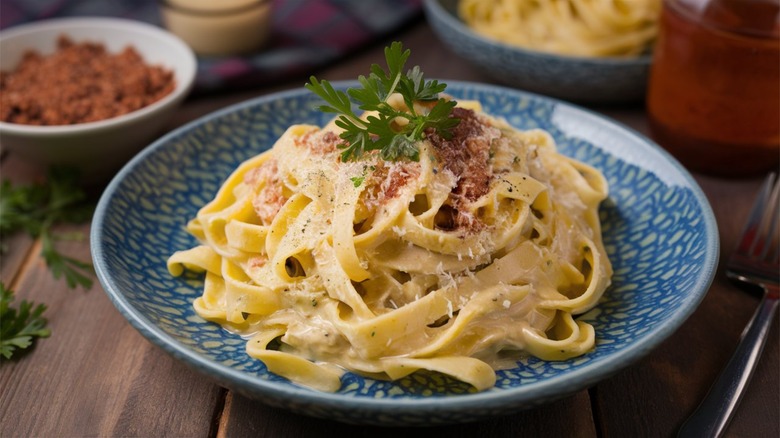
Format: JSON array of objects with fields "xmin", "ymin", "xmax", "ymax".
[{"xmin": 169, "ymin": 99, "xmax": 612, "ymax": 392}]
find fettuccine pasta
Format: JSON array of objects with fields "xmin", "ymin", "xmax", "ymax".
[
  {"xmin": 459, "ymin": 0, "xmax": 661, "ymax": 57},
  {"xmin": 168, "ymin": 96, "xmax": 612, "ymax": 392}
]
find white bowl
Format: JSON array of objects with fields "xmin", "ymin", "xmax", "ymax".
[{"xmin": 0, "ymin": 17, "xmax": 197, "ymax": 183}]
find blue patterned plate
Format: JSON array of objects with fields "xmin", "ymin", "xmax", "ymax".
[{"xmin": 91, "ymin": 82, "xmax": 718, "ymax": 426}]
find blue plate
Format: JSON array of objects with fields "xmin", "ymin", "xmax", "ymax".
[{"xmin": 91, "ymin": 82, "xmax": 718, "ymax": 426}]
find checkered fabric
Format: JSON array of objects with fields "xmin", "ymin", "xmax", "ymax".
[{"xmin": 1, "ymin": 0, "xmax": 422, "ymax": 93}]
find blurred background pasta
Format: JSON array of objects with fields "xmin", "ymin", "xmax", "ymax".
[{"xmin": 459, "ymin": 0, "xmax": 661, "ymax": 57}]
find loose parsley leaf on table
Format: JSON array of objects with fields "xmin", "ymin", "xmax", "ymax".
[
  {"xmin": 0, "ymin": 282, "xmax": 51, "ymax": 360},
  {"xmin": 0, "ymin": 167, "xmax": 95, "ymax": 290},
  {"xmin": 305, "ymin": 41, "xmax": 460, "ymax": 162}
]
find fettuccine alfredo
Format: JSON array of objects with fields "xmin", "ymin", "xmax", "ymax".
[{"xmin": 168, "ymin": 72, "xmax": 612, "ymax": 393}]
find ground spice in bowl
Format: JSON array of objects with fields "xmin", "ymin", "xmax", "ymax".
[{"xmin": 0, "ymin": 36, "xmax": 176, "ymax": 126}]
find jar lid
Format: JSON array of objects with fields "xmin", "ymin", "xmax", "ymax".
[
  {"xmin": 160, "ymin": 0, "xmax": 271, "ymax": 16},
  {"xmin": 668, "ymin": 0, "xmax": 780, "ymax": 38}
]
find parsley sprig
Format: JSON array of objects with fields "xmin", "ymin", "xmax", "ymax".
[
  {"xmin": 305, "ymin": 42, "xmax": 459, "ymax": 162},
  {"xmin": 0, "ymin": 167, "xmax": 95, "ymax": 289},
  {"xmin": 0, "ymin": 282, "xmax": 51, "ymax": 360}
]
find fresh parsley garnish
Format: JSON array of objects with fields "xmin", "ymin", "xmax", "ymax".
[
  {"xmin": 350, "ymin": 176, "xmax": 365, "ymax": 188},
  {"xmin": 0, "ymin": 282, "xmax": 51, "ymax": 360},
  {"xmin": 0, "ymin": 167, "xmax": 95, "ymax": 290},
  {"xmin": 305, "ymin": 42, "xmax": 459, "ymax": 162}
]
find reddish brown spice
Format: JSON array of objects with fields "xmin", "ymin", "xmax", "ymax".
[
  {"xmin": 374, "ymin": 161, "xmax": 418, "ymax": 200},
  {"xmin": 0, "ymin": 36, "xmax": 175, "ymax": 126},
  {"xmin": 425, "ymin": 107, "xmax": 496, "ymax": 231},
  {"xmin": 361, "ymin": 160, "xmax": 421, "ymax": 214},
  {"xmin": 249, "ymin": 256, "xmax": 268, "ymax": 268},
  {"xmin": 295, "ymin": 130, "xmax": 340, "ymax": 155},
  {"xmin": 249, "ymin": 159, "xmax": 287, "ymax": 225},
  {"xmin": 425, "ymin": 107, "xmax": 494, "ymax": 202}
]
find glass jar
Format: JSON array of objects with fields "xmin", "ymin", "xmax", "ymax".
[
  {"xmin": 647, "ymin": 0, "xmax": 780, "ymax": 177},
  {"xmin": 159, "ymin": 0, "xmax": 273, "ymax": 57}
]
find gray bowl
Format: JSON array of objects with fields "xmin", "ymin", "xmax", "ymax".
[{"xmin": 423, "ymin": 0, "xmax": 652, "ymax": 104}]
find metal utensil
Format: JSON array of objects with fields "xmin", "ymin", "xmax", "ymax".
[{"xmin": 678, "ymin": 172, "xmax": 779, "ymax": 438}]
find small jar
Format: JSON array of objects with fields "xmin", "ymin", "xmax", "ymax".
[
  {"xmin": 647, "ymin": 0, "xmax": 780, "ymax": 177},
  {"xmin": 159, "ymin": 0, "xmax": 273, "ymax": 57}
]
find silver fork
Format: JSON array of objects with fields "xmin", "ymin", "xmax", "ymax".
[{"xmin": 678, "ymin": 172, "xmax": 780, "ymax": 438}]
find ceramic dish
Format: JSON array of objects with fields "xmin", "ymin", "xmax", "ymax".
[
  {"xmin": 91, "ymin": 82, "xmax": 718, "ymax": 426},
  {"xmin": 0, "ymin": 17, "xmax": 196, "ymax": 183},
  {"xmin": 423, "ymin": 0, "xmax": 653, "ymax": 104}
]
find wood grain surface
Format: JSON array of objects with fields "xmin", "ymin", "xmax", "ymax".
[{"xmin": 1, "ymin": 19, "xmax": 777, "ymax": 438}]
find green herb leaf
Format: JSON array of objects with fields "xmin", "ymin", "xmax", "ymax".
[
  {"xmin": 0, "ymin": 167, "xmax": 95, "ymax": 290},
  {"xmin": 41, "ymin": 231, "xmax": 95, "ymax": 290},
  {"xmin": 350, "ymin": 176, "xmax": 365, "ymax": 188},
  {"xmin": 305, "ymin": 41, "xmax": 459, "ymax": 162},
  {"xmin": 0, "ymin": 282, "xmax": 51, "ymax": 360}
]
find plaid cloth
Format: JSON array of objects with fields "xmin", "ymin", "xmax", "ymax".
[{"xmin": 1, "ymin": 0, "xmax": 422, "ymax": 93}]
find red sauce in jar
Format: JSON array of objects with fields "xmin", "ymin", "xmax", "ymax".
[{"xmin": 647, "ymin": 0, "xmax": 780, "ymax": 176}]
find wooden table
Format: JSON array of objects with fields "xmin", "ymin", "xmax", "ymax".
[{"xmin": 2, "ymin": 19, "xmax": 778, "ymax": 438}]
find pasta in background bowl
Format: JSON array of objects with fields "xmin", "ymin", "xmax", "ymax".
[
  {"xmin": 92, "ymin": 81, "xmax": 717, "ymax": 426},
  {"xmin": 423, "ymin": 0, "xmax": 655, "ymax": 103},
  {"xmin": 459, "ymin": 0, "xmax": 660, "ymax": 58}
]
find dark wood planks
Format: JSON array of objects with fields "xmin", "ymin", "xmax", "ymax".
[
  {"xmin": 221, "ymin": 390, "xmax": 597, "ymax": 438},
  {"xmin": 0, "ymin": 221, "xmax": 224, "ymax": 437}
]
